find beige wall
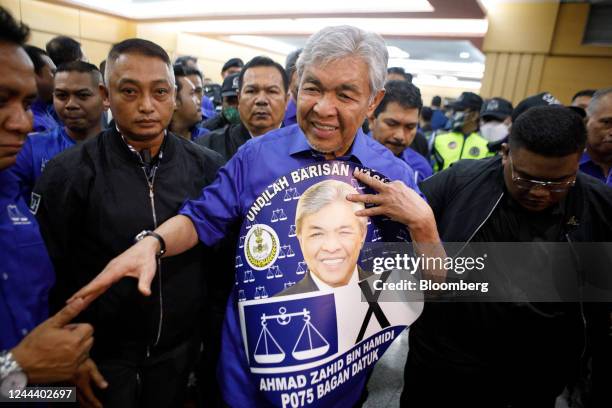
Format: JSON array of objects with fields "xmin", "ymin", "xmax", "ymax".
[
  {"xmin": 1, "ymin": 0, "xmax": 136, "ymax": 65},
  {"xmin": 0, "ymin": 0, "xmax": 289, "ymax": 84},
  {"xmin": 481, "ymin": 2, "xmax": 612, "ymax": 105}
]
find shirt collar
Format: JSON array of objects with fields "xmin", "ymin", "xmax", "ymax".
[
  {"xmin": 288, "ymin": 126, "xmax": 368, "ymax": 166},
  {"xmin": 310, "ymin": 265, "xmax": 359, "ymax": 291},
  {"xmin": 579, "ymin": 151, "xmax": 593, "ymax": 165}
]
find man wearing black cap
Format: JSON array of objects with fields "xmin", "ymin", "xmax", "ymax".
[
  {"xmin": 200, "ymin": 73, "xmax": 240, "ymax": 132},
  {"xmin": 197, "ymin": 56, "xmax": 288, "ymax": 162},
  {"xmin": 480, "ymin": 97, "xmax": 513, "ymax": 153},
  {"xmin": 221, "ymin": 57, "xmax": 243, "ymax": 79},
  {"xmin": 431, "ymin": 91, "xmax": 490, "ymax": 171},
  {"xmin": 512, "ymin": 92, "xmax": 561, "ymax": 122}
]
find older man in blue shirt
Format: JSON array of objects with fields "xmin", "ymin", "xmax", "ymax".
[
  {"xmin": 72, "ymin": 25, "xmax": 441, "ymax": 407},
  {"xmin": 581, "ymin": 88, "xmax": 612, "ymax": 187}
]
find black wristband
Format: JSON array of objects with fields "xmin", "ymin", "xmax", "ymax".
[{"xmin": 135, "ymin": 230, "xmax": 166, "ymax": 257}]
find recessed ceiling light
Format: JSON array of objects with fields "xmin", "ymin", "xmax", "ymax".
[{"xmin": 459, "ymin": 52, "xmax": 470, "ymax": 59}]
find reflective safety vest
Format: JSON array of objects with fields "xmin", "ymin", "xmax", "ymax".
[{"xmin": 432, "ymin": 131, "xmax": 491, "ymax": 172}]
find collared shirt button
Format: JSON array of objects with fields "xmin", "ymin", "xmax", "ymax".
[
  {"xmin": 21, "ymin": 328, "xmax": 28, "ymax": 336},
  {"xmin": 2, "ymin": 273, "xmax": 7, "ymax": 280}
]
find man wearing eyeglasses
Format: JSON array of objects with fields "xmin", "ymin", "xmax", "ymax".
[{"xmin": 401, "ymin": 105, "xmax": 612, "ymax": 407}]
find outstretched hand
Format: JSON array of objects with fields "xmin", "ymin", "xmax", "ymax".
[{"xmin": 68, "ymin": 236, "xmax": 160, "ymax": 304}]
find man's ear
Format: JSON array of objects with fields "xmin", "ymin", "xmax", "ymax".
[
  {"xmin": 99, "ymin": 84, "xmax": 110, "ymax": 111},
  {"xmin": 501, "ymin": 143, "xmax": 510, "ymax": 165},
  {"xmin": 366, "ymin": 89, "xmax": 385, "ymax": 117}
]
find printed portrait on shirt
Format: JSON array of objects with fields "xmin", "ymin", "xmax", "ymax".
[{"xmin": 277, "ymin": 180, "xmax": 370, "ymax": 296}]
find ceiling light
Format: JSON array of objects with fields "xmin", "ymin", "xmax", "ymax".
[
  {"xmin": 61, "ymin": 0, "xmax": 434, "ymax": 20},
  {"xmin": 459, "ymin": 52, "xmax": 470, "ymax": 59}
]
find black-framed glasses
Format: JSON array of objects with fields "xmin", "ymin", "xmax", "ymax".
[{"xmin": 509, "ymin": 158, "xmax": 576, "ymax": 193}]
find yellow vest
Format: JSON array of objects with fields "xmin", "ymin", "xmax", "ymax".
[{"xmin": 432, "ymin": 131, "xmax": 491, "ymax": 171}]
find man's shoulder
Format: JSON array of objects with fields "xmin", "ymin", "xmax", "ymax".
[
  {"xmin": 422, "ymin": 156, "xmax": 501, "ymax": 189},
  {"xmin": 170, "ymin": 132, "xmax": 225, "ymax": 167},
  {"xmin": 196, "ymin": 125, "xmax": 230, "ymax": 147},
  {"xmin": 238, "ymin": 125, "xmax": 301, "ymax": 155}
]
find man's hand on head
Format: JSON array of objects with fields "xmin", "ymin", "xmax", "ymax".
[{"xmin": 346, "ymin": 168, "xmax": 439, "ymax": 241}]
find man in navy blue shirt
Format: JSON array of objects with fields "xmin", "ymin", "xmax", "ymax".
[
  {"xmin": 368, "ymin": 80, "xmax": 432, "ymax": 183},
  {"xmin": 0, "ymin": 7, "xmax": 104, "ymax": 400},
  {"xmin": 12, "ymin": 60, "xmax": 107, "ymax": 200},
  {"xmin": 581, "ymin": 88, "xmax": 612, "ymax": 187},
  {"xmin": 72, "ymin": 25, "xmax": 441, "ymax": 407}
]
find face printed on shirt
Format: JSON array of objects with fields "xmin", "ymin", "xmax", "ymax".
[
  {"xmin": 296, "ymin": 181, "xmax": 367, "ymax": 288},
  {"xmin": 0, "ymin": 43, "xmax": 37, "ymax": 171}
]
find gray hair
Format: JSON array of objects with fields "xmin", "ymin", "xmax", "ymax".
[
  {"xmin": 587, "ymin": 87, "xmax": 612, "ymax": 116},
  {"xmin": 295, "ymin": 179, "xmax": 366, "ymax": 235},
  {"xmin": 296, "ymin": 25, "xmax": 388, "ymax": 102}
]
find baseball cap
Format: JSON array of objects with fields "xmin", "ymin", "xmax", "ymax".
[
  {"xmin": 511, "ymin": 92, "xmax": 561, "ymax": 121},
  {"xmin": 450, "ymin": 92, "xmax": 483, "ymax": 111},
  {"xmin": 222, "ymin": 58, "xmax": 244, "ymax": 73},
  {"xmin": 480, "ymin": 97, "xmax": 513, "ymax": 121},
  {"xmin": 221, "ymin": 73, "xmax": 240, "ymax": 97}
]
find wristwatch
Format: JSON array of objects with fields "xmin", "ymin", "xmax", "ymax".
[
  {"xmin": 0, "ymin": 351, "xmax": 27, "ymax": 398},
  {"xmin": 135, "ymin": 230, "xmax": 166, "ymax": 257}
]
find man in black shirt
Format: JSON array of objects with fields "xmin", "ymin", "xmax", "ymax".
[
  {"xmin": 402, "ymin": 106, "xmax": 612, "ymax": 407},
  {"xmin": 197, "ymin": 56, "xmax": 288, "ymax": 162},
  {"xmin": 35, "ymin": 39, "xmax": 223, "ymax": 407}
]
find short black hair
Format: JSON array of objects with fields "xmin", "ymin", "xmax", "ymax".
[
  {"xmin": 509, "ymin": 105, "xmax": 586, "ymax": 157},
  {"xmin": 431, "ymin": 95, "xmax": 442, "ymax": 107},
  {"xmin": 571, "ymin": 89, "xmax": 596, "ymax": 102},
  {"xmin": 175, "ymin": 55, "xmax": 197, "ymax": 67},
  {"xmin": 24, "ymin": 45, "xmax": 50, "ymax": 74},
  {"xmin": 238, "ymin": 56, "xmax": 288, "ymax": 93},
  {"xmin": 56, "ymin": 60, "xmax": 102, "ymax": 85},
  {"xmin": 387, "ymin": 67, "xmax": 412, "ymax": 82},
  {"xmin": 182, "ymin": 66, "xmax": 203, "ymax": 81},
  {"xmin": 107, "ymin": 39, "xmax": 171, "ymax": 75},
  {"xmin": 373, "ymin": 80, "xmax": 422, "ymax": 118},
  {"xmin": 285, "ymin": 48, "xmax": 302, "ymax": 78},
  {"xmin": 45, "ymin": 35, "xmax": 83, "ymax": 66},
  {"xmin": 0, "ymin": 7, "xmax": 30, "ymax": 45},
  {"xmin": 421, "ymin": 106, "xmax": 433, "ymax": 122}
]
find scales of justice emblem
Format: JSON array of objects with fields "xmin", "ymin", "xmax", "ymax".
[
  {"xmin": 254, "ymin": 306, "xmax": 330, "ymax": 364},
  {"xmin": 244, "ymin": 224, "xmax": 280, "ymax": 271}
]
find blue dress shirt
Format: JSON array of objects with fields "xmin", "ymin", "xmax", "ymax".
[
  {"xmin": 0, "ymin": 169, "xmax": 55, "ymax": 351},
  {"xmin": 579, "ymin": 151, "xmax": 612, "ymax": 187},
  {"xmin": 31, "ymin": 100, "xmax": 61, "ymax": 133},
  {"xmin": 400, "ymin": 148, "xmax": 433, "ymax": 184},
  {"xmin": 283, "ymin": 99, "xmax": 298, "ymax": 127},
  {"xmin": 179, "ymin": 124, "xmax": 421, "ymax": 407},
  {"xmin": 12, "ymin": 126, "xmax": 76, "ymax": 202}
]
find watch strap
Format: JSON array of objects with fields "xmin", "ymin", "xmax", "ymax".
[{"xmin": 135, "ymin": 230, "xmax": 166, "ymax": 257}]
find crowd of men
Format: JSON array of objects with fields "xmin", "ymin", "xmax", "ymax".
[{"xmin": 1, "ymin": 5, "xmax": 612, "ymax": 407}]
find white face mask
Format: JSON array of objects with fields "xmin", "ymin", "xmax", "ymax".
[{"xmin": 480, "ymin": 121, "xmax": 509, "ymax": 143}]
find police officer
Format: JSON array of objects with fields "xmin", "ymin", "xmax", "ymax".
[
  {"xmin": 479, "ymin": 97, "xmax": 513, "ymax": 153},
  {"xmin": 431, "ymin": 91, "xmax": 490, "ymax": 171}
]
